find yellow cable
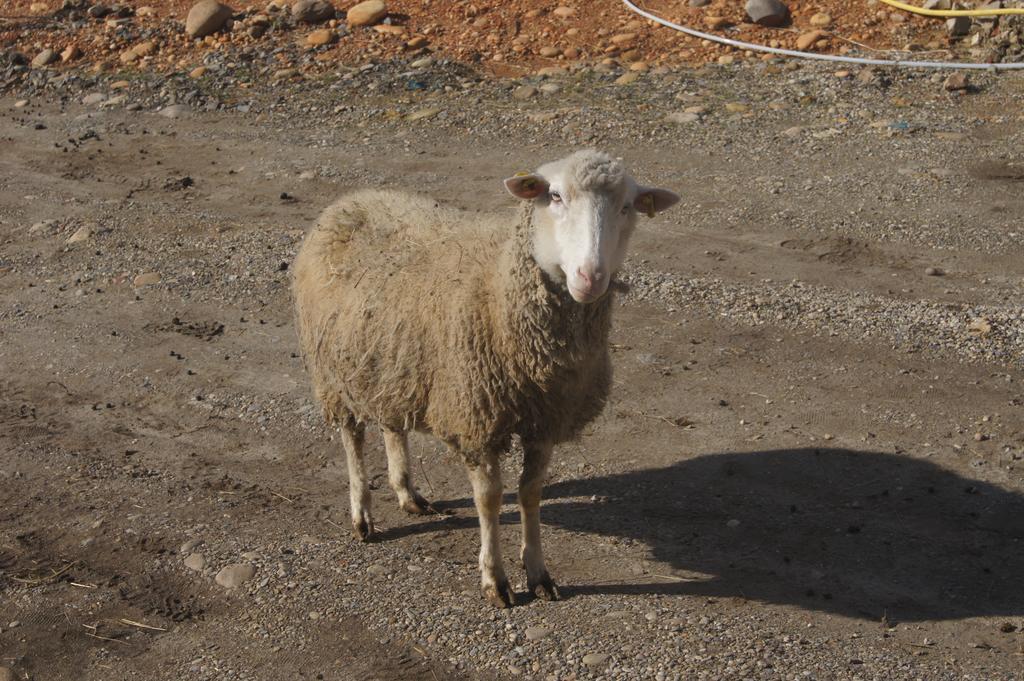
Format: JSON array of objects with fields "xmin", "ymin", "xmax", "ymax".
[{"xmin": 876, "ymin": 0, "xmax": 1024, "ymax": 17}]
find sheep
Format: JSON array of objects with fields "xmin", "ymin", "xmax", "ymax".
[{"xmin": 291, "ymin": 150, "xmax": 679, "ymax": 607}]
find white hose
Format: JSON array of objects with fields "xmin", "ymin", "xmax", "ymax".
[{"xmin": 621, "ymin": 0, "xmax": 1024, "ymax": 70}]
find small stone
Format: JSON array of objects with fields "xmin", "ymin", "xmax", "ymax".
[
  {"xmin": 629, "ymin": 61, "xmax": 648, "ymax": 71},
  {"xmin": 809, "ymin": 12, "xmax": 831, "ymax": 26},
  {"xmin": 539, "ymin": 82, "xmax": 561, "ymax": 94},
  {"xmin": 745, "ymin": 0, "xmax": 789, "ymax": 27},
  {"xmin": 241, "ymin": 551, "xmax": 260, "ymax": 561},
  {"xmin": 67, "ymin": 226, "xmax": 93, "ymax": 244},
  {"xmin": 834, "ymin": 69, "xmax": 851, "ymax": 78},
  {"xmin": 974, "ymin": 432, "xmax": 988, "ymax": 442},
  {"xmin": 946, "ymin": 16, "xmax": 970, "ymax": 36},
  {"xmin": 184, "ymin": 553, "xmax": 207, "ymax": 571},
  {"xmin": 110, "ymin": 80, "xmax": 130, "ymax": 89},
  {"xmin": 552, "ymin": 6, "xmax": 575, "ymax": 18},
  {"xmin": 925, "ymin": 266, "xmax": 943, "ymax": 276},
  {"xmin": 133, "ymin": 272, "xmax": 161, "ymax": 287},
  {"xmin": 406, "ymin": 107, "xmax": 440, "ymax": 121},
  {"xmin": 536, "ymin": 66, "xmax": 566, "ymax": 77},
  {"xmin": 31, "ymin": 2, "xmax": 49, "ymax": 12},
  {"xmin": 943, "ymin": 72, "xmax": 969, "ymax": 91},
  {"xmin": 159, "ymin": 104, "xmax": 190, "ymax": 118},
  {"xmin": 14, "ymin": 100, "xmax": 29, "ymax": 108},
  {"xmin": 689, "ymin": 0, "xmax": 711, "ymax": 6},
  {"xmin": 727, "ymin": 518, "xmax": 741, "ymax": 528},
  {"xmin": 61, "ymin": 44, "xmax": 82, "ymax": 62},
  {"xmin": 610, "ymin": 32, "xmax": 636, "ymax": 45},
  {"xmin": 409, "ymin": 57, "xmax": 432, "ymax": 68},
  {"xmin": 582, "ymin": 653, "xmax": 609, "ymax": 666},
  {"xmin": 88, "ymin": 4, "xmax": 112, "ymax": 17},
  {"xmin": 539, "ymin": 46, "xmax": 560, "ymax": 57},
  {"xmin": 215, "ymin": 563, "xmax": 256, "ymax": 588},
  {"xmin": 82, "ymin": 92, "xmax": 107, "ymax": 105},
  {"xmin": 406, "ymin": 35, "xmax": 428, "ymax": 48},
  {"xmin": 718, "ymin": 54, "xmax": 735, "ymax": 65},
  {"xmin": 137, "ymin": 6, "xmax": 157, "ymax": 16},
  {"xmin": 795, "ymin": 30, "xmax": 827, "ymax": 50},
  {"xmin": 32, "ymin": 49, "xmax": 58, "ymax": 68},
  {"xmin": 367, "ymin": 563, "xmax": 388, "ymax": 575},
  {"xmin": 513, "ymin": 85, "xmax": 538, "ymax": 100},
  {"xmin": 525, "ymin": 626, "xmax": 551, "ymax": 640},
  {"xmin": 185, "ymin": 0, "xmax": 233, "ymax": 38},
  {"xmin": 306, "ymin": 28, "xmax": 337, "ymax": 45},
  {"xmin": 347, "ymin": 0, "xmax": 386, "ymax": 26},
  {"xmin": 29, "ymin": 220, "xmax": 56, "ymax": 234},
  {"xmin": 705, "ymin": 15, "xmax": 730, "ymax": 29},
  {"xmin": 923, "ymin": 0, "xmax": 951, "ymax": 7},
  {"xmin": 291, "ymin": 0, "xmax": 334, "ymax": 23},
  {"xmin": 664, "ymin": 111, "xmax": 700, "ymax": 124},
  {"xmin": 373, "ymin": 24, "xmax": 403, "ymax": 35},
  {"xmin": 190, "ymin": 66, "xmax": 208, "ymax": 78},
  {"xmin": 180, "ymin": 538, "xmax": 204, "ymax": 553},
  {"xmin": 725, "ymin": 102, "xmax": 749, "ymax": 112},
  {"xmin": 615, "ymin": 71, "xmax": 640, "ymax": 85}
]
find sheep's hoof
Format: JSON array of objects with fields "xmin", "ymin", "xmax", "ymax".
[
  {"xmin": 352, "ymin": 513, "xmax": 374, "ymax": 542},
  {"xmin": 400, "ymin": 493, "xmax": 434, "ymax": 516},
  {"xmin": 482, "ymin": 580, "xmax": 516, "ymax": 609},
  {"xmin": 529, "ymin": 574, "xmax": 561, "ymax": 602}
]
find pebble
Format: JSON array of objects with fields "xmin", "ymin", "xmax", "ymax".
[
  {"xmin": 180, "ymin": 538, "xmax": 204, "ymax": 553},
  {"xmin": 925, "ymin": 266, "xmax": 943, "ymax": 276},
  {"xmin": 190, "ymin": 66, "xmax": 208, "ymax": 78},
  {"xmin": 525, "ymin": 626, "xmax": 551, "ymax": 641},
  {"xmin": 705, "ymin": 15, "xmax": 730, "ymax": 29},
  {"xmin": 536, "ymin": 66, "xmax": 566, "ymax": 77},
  {"xmin": 552, "ymin": 6, "xmax": 575, "ymax": 18},
  {"xmin": 746, "ymin": 0, "xmax": 790, "ymax": 26},
  {"xmin": 406, "ymin": 36, "xmax": 428, "ymax": 49},
  {"xmin": 582, "ymin": 653, "xmax": 609, "ymax": 666},
  {"xmin": 946, "ymin": 16, "xmax": 970, "ymax": 36},
  {"xmin": 796, "ymin": 30, "xmax": 828, "ymax": 50},
  {"xmin": 348, "ymin": 0, "xmax": 387, "ymax": 27},
  {"xmin": 539, "ymin": 46, "xmax": 560, "ymax": 58},
  {"xmin": 727, "ymin": 518, "xmax": 741, "ymax": 528},
  {"xmin": 67, "ymin": 226, "xmax": 93, "ymax": 244},
  {"xmin": 943, "ymin": 72, "xmax": 969, "ymax": 91},
  {"xmin": 539, "ymin": 82, "xmax": 561, "ymax": 94},
  {"xmin": 133, "ymin": 272, "xmax": 162, "ymax": 287},
  {"xmin": 306, "ymin": 28, "xmax": 337, "ymax": 46},
  {"xmin": 185, "ymin": 0, "xmax": 234, "ymax": 38},
  {"xmin": 291, "ymin": 0, "xmax": 334, "ymax": 24},
  {"xmin": 215, "ymin": 563, "xmax": 256, "ymax": 588},
  {"xmin": 14, "ymin": 100, "xmax": 29, "ymax": 108},
  {"xmin": 82, "ymin": 93, "xmax": 107, "ymax": 106},
  {"xmin": 610, "ymin": 32, "xmax": 636, "ymax": 45},
  {"xmin": 61, "ymin": 45, "xmax": 82, "ymax": 62},
  {"xmin": 809, "ymin": 12, "xmax": 832, "ymax": 27},
  {"xmin": 615, "ymin": 71, "xmax": 640, "ymax": 85},
  {"xmin": 406, "ymin": 106, "xmax": 440, "ymax": 121},
  {"xmin": 184, "ymin": 553, "xmax": 207, "ymax": 571},
  {"xmin": 409, "ymin": 57, "xmax": 433, "ymax": 68},
  {"xmin": 664, "ymin": 111, "xmax": 700, "ymax": 124},
  {"xmin": 725, "ymin": 102, "xmax": 749, "ymax": 112},
  {"xmin": 690, "ymin": 0, "xmax": 712, "ymax": 6},
  {"xmin": 159, "ymin": 104, "xmax": 190, "ymax": 118},
  {"xmin": 513, "ymin": 85, "xmax": 538, "ymax": 100},
  {"xmin": 31, "ymin": 49, "xmax": 58, "ymax": 68}
]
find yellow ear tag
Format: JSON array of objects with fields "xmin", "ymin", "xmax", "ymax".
[
  {"xmin": 514, "ymin": 171, "xmax": 530, "ymax": 177},
  {"xmin": 641, "ymin": 194, "xmax": 655, "ymax": 218}
]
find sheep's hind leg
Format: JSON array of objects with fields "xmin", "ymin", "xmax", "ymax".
[
  {"xmin": 467, "ymin": 452, "xmax": 515, "ymax": 608},
  {"xmin": 382, "ymin": 427, "xmax": 432, "ymax": 515},
  {"xmin": 340, "ymin": 417, "xmax": 373, "ymax": 541},
  {"xmin": 520, "ymin": 440, "xmax": 560, "ymax": 601}
]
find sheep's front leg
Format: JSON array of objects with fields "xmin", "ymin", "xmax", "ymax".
[
  {"xmin": 340, "ymin": 418, "xmax": 373, "ymax": 541},
  {"xmin": 467, "ymin": 452, "xmax": 515, "ymax": 608},
  {"xmin": 520, "ymin": 440, "xmax": 560, "ymax": 600},
  {"xmin": 382, "ymin": 427, "xmax": 432, "ymax": 515}
]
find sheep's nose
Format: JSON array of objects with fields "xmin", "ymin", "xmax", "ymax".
[{"xmin": 576, "ymin": 267, "xmax": 604, "ymax": 291}]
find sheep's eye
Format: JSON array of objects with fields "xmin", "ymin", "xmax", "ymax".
[{"xmin": 549, "ymin": 191, "xmax": 562, "ymax": 203}]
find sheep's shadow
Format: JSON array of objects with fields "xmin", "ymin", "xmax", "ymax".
[{"xmin": 386, "ymin": 447, "xmax": 1024, "ymax": 622}]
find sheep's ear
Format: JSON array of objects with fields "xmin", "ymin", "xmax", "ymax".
[
  {"xmin": 504, "ymin": 173, "xmax": 550, "ymax": 200},
  {"xmin": 633, "ymin": 187, "xmax": 680, "ymax": 218}
]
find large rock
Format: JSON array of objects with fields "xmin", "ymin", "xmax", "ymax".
[
  {"xmin": 745, "ymin": 0, "xmax": 789, "ymax": 26},
  {"xmin": 346, "ymin": 0, "xmax": 386, "ymax": 26},
  {"xmin": 291, "ymin": 0, "xmax": 334, "ymax": 23},
  {"xmin": 185, "ymin": 0, "xmax": 233, "ymax": 37}
]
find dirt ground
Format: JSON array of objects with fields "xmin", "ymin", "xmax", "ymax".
[{"xmin": 2, "ymin": 58, "xmax": 1024, "ymax": 680}]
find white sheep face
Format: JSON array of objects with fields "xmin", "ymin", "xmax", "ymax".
[{"xmin": 505, "ymin": 151, "xmax": 680, "ymax": 304}]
